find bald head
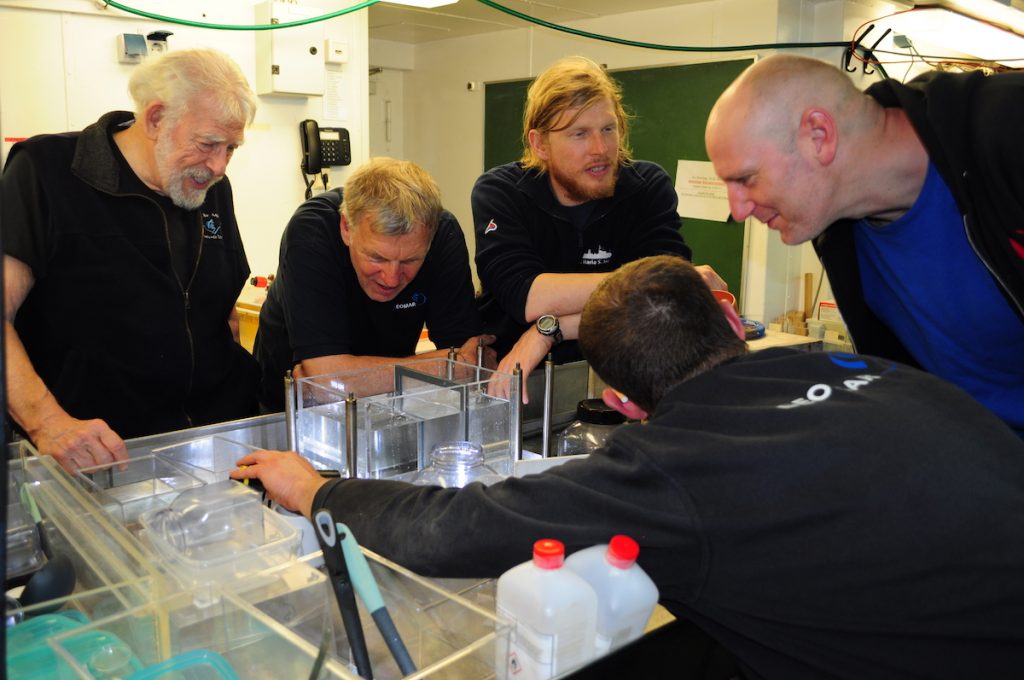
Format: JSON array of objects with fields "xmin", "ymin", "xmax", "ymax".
[
  {"xmin": 704, "ymin": 55, "xmax": 884, "ymax": 244},
  {"xmin": 708, "ymin": 54, "xmax": 865, "ymax": 154}
]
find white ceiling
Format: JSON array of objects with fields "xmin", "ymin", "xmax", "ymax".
[{"xmin": 368, "ymin": 0, "xmax": 706, "ymax": 44}]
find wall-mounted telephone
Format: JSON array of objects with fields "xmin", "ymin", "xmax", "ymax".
[{"xmin": 300, "ymin": 119, "xmax": 351, "ymax": 174}]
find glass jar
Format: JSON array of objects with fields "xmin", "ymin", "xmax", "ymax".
[
  {"xmin": 410, "ymin": 441, "xmax": 504, "ymax": 488},
  {"xmin": 555, "ymin": 399, "xmax": 627, "ymax": 457}
]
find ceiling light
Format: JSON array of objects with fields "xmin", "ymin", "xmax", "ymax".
[
  {"xmin": 381, "ymin": 0, "xmax": 460, "ymax": 8},
  {"xmin": 884, "ymin": 7, "xmax": 1024, "ymax": 66}
]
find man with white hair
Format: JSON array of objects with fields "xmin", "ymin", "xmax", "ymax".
[{"xmin": 1, "ymin": 48, "xmax": 261, "ymax": 473}]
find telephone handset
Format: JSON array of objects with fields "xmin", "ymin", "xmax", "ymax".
[{"xmin": 300, "ymin": 119, "xmax": 351, "ymax": 174}]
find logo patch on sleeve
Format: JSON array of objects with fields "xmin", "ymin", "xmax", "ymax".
[{"xmin": 484, "ymin": 219, "xmax": 498, "ymax": 234}]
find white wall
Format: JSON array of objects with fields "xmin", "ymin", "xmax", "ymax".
[{"xmin": 0, "ymin": 0, "xmax": 369, "ymax": 283}]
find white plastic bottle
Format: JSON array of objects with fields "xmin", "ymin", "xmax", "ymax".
[
  {"xmin": 564, "ymin": 535, "xmax": 660, "ymax": 656},
  {"xmin": 495, "ymin": 538, "xmax": 598, "ymax": 680}
]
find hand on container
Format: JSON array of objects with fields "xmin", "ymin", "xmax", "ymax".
[
  {"xmin": 455, "ymin": 334, "xmax": 497, "ymax": 369},
  {"xmin": 489, "ymin": 326, "xmax": 553, "ymax": 404},
  {"xmin": 695, "ymin": 264, "xmax": 727, "ymax": 292},
  {"xmin": 31, "ymin": 412, "xmax": 127, "ymax": 475},
  {"xmin": 231, "ymin": 450, "xmax": 330, "ymax": 519}
]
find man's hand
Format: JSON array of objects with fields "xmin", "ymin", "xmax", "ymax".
[
  {"xmin": 30, "ymin": 412, "xmax": 128, "ymax": 475},
  {"xmin": 230, "ymin": 450, "xmax": 330, "ymax": 519},
  {"xmin": 454, "ymin": 334, "xmax": 498, "ymax": 369},
  {"xmin": 491, "ymin": 325, "xmax": 555, "ymax": 404},
  {"xmin": 695, "ymin": 264, "xmax": 728, "ymax": 291}
]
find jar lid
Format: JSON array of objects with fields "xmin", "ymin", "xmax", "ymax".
[{"xmin": 576, "ymin": 398, "xmax": 627, "ymax": 425}]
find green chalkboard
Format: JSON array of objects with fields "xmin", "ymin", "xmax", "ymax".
[{"xmin": 484, "ymin": 59, "xmax": 753, "ymax": 294}]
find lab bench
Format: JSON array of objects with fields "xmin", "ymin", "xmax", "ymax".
[{"xmin": 6, "ymin": 356, "xmax": 757, "ymax": 678}]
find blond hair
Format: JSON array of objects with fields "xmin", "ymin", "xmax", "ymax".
[
  {"xmin": 521, "ymin": 56, "xmax": 632, "ymax": 172},
  {"xmin": 341, "ymin": 158, "xmax": 443, "ymax": 237}
]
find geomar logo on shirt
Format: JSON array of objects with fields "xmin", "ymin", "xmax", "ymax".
[
  {"xmin": 395, "ymin": 292, "xmax": 427, "ymax": 310},
  {"xmin": 775, "ymin": 353, "xmax": 896, "ymax": 410}
]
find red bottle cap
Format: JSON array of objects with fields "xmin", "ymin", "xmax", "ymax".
[
  {"xmin": 533, "ymin": 539, "xmax": 565, "ymax": 569},
  {"xmin": 607, "ymin": 535, "xmax": 640, "ymax": 569}
]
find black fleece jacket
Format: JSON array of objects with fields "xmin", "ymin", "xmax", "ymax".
[
  {"xmin": 1, "ymin": 111, "xmax": 259, "ymax": 438},
  {"xmin": 312, "ymin": 348, "xmax": 1024, "ymax": 679}
]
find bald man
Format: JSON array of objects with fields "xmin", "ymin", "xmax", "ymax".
[{"xmin": 705, "ymin": 54, "xmax": 1024, "ymax": 437}]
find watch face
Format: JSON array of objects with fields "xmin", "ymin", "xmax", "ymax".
[{"xmin": 537, "ymin": 315, "xmax": 558, "ymax": 334}]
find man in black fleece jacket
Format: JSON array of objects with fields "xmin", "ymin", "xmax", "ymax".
[{"xmin": 234, "ymin": 255, "xmax": 1024, "ymax": 679}]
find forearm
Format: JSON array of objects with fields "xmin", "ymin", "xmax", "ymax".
[
  {"xmin": 523, "ymin": 272, "xmax": 609, "ymax": 321},
  {"xmin": 4, "ymin": 320, "xmax": 67, "ymax": 439},
  {"xmin": 299, "ymin": 353, "xmax": 422, "ymax": 377}
]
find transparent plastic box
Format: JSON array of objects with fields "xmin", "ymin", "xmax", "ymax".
[
  {"xmin": 6, "ymin": 578, "xmax": 154, "ymax": 680},
  {"xmin": 74, "ymin": 455, "xmax": 206, "ymax": 530},
  {"xmin": 47, "ymin": 586, "xmax": 350, "ymax": 680},
  {"xmin": 293, "ymin": 548, "xmax": 510, "ymax": 680},
  {"xmin": 138, "ymin": 481, "xmax": 299, "ymax": 605},
  {"xmin": 7, "ymin": 467, "xmax": 45, "ymax": 580},
  {"xmin": 152, "ymin": 435, "xmax": 262, "ymax": 484},
  {"xmin": 295, "ymin": 358, "xmax": 519, "ymax": 480}
]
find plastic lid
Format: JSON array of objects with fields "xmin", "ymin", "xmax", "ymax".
[
  {"xmin": 606, "ymin": 535, "xmax": 640, "ymax": 569},
  {"xmin": 532, "ymin": 539, "xmax": 565, "ymax": 569},
  {"xmin": 576, "ymin": 398, "xmax": 627, "ymax": 425}
]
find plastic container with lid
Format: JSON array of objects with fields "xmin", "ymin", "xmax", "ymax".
[
  {"xmin": 554, "ymin": 398, "xmax": 627, "ymax": 457},
  {"xmin": 495, "ymin": 538, "xmax": 597, "ymax": 679},
  {"xmin": 138, "ymin": 481, "xmax": 298, "ymax": 605},
  {"xmin": 408, "ymin": 441, "xmax": 505, "ymax": 488},
  {"xmin": 564, "ymin": 535, "xmax": 659, "ymax": 656}
]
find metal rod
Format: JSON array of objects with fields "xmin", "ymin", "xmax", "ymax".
[
  {"xmin": 475, "ymin": 337, "xmax": 484, "ymax": 383},
  {"xmin": 541, "ymin": 354, "xmax": 554, "ymax": 458},
  {"xmin": 284, "ymin": 370, "xmax": 296, "ymax": 451},
  {"xmin": 345, "ymin": 392, "xmax": 358, "ymax": 479},
  {"xmin": 511, "ymin": 363, "xmax": 523, "ymax": 460},
  {"xmin": 447, "ymin": 347, "xmax": 457, "ymax": 381}
]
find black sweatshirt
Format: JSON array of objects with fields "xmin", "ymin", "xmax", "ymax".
[{"xmin": 314, "ymin": 349, "xmax": 1024, "ymax": 679}]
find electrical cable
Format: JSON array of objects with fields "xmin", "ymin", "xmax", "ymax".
[
  {"xmin": 847, "ymin": 6, "xmax": 1023, "ymax": 73},
  {"xmin": 97, "ymin": 0, "xmax": 1020, "ymax": 70},
  {"xmin": 473, "ymin": 0, "xmax": 852, "ymax": 53},
  {"xmin": 99, "ymin": 0, "xmax": 379, "ymax": 31}
]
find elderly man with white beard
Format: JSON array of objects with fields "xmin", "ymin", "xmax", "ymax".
[{"xmin": 1, "ymin": 48, "xmax": 261, "ymax": 473}]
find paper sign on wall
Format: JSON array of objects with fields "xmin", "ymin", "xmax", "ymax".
[{"xmin": 675, "ymin": 160, "xmax": 731, "ymax": 222}]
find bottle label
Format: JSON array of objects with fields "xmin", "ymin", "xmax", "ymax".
[{"xmin": 497, "ymin": 606, "xmax": 556, "ymax": 679}]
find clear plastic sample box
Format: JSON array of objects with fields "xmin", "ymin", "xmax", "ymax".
[
  {"xmin": 47, "ymin": 586, "xmax": 348, "ymax": 680},
  {"xmin": 303, "ymin": 548, "xmax": 510, "ymax": 680},
  {"xmin": 295, "ymin": 358, "xmax": 519, "ymax": 480},
  {"xmin": 74, "ymin": 455, "xmax": 206, "ymax": 530},
  {"xmin": 152, "ymin": 435, "xmax": 262, "ymax": 484},
  {"xmin": 138, "ymin": 481, "xmax": 299, "ymax": 604}
]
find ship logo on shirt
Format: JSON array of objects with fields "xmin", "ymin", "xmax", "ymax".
[
  {"xmin": 484, "ymin": 219, "xmax": 498, "ymax": 234},
  {"xmin": 201, "ymin": 213, "xmax": 223, "ymax": 240},
  {"xmin": 395, "ymin": 292, "xmax": 427, "ymax": 310},
  {"xmin": 581, "ymin": 245, "xmax": 612, "ymax": 265}
]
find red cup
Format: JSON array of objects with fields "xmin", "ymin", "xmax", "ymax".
[{"xmin": 711, "ymin": 289, "xmax": 736, "ymax": 308}]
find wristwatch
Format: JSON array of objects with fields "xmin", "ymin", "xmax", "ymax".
[{"xmin": 536, "ymin": 314, "xmax": 563, "ymax": 345}]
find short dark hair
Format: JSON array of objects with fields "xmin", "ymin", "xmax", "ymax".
[{"xmin": 579, "ymin": 256, "xmax": 747, "ymax": 413}]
